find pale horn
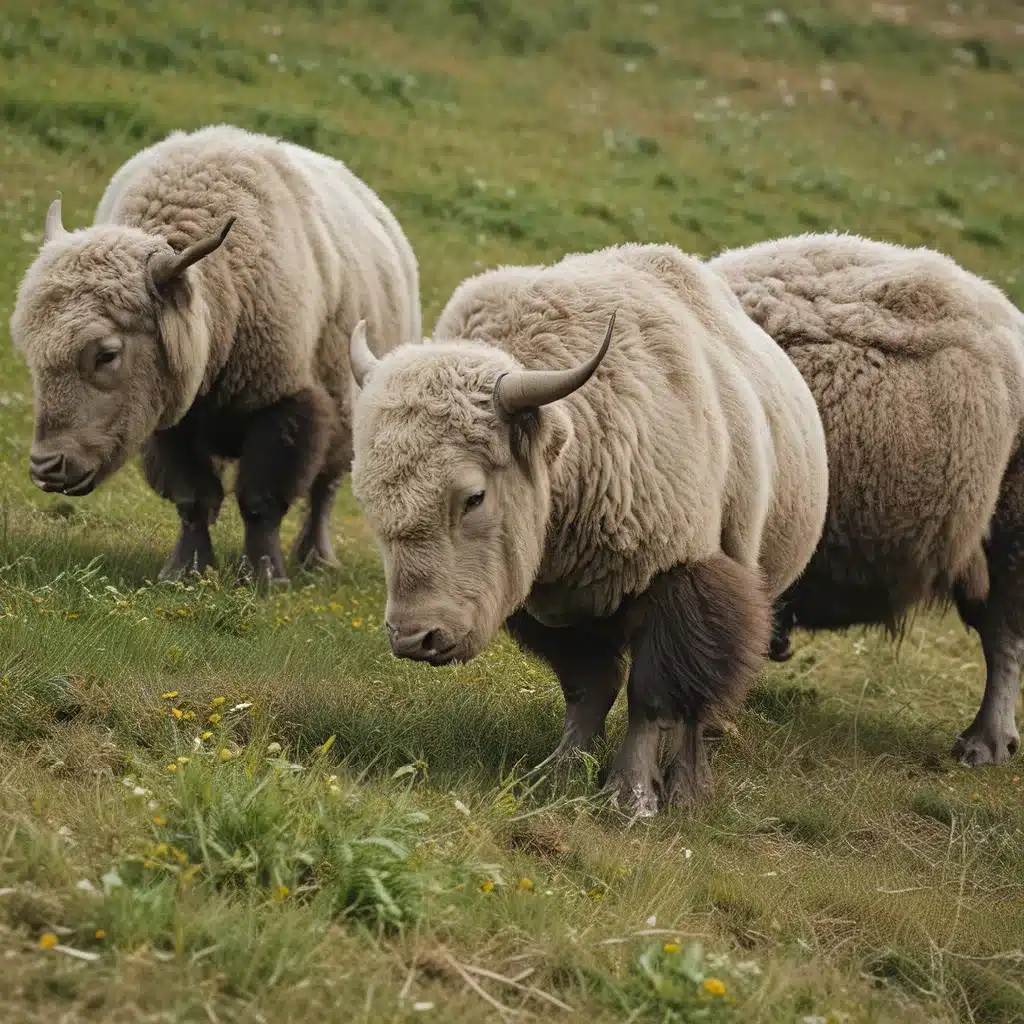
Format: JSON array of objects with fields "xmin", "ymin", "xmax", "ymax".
[
  {"xmin": 44, "ymin": 196, "xmax": 67, "ymax": 243},
  {"xmin": 150, "ymin": 217, "xmax": 236, "ymax": 287},
  {"xmin": 493, "ymin": 309, "xmax": 617, "ymax": 418},
  {"xmin": 349, "ymin": 319, "xmax": 379, "ymax": 387}
]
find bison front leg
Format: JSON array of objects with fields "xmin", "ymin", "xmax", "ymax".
[
  {"xmin": 953, "ymin": 632, "xmax": 1021, "ymax": 766},
  {"xmin": 953, "ymin": 457, "xmax": 1024, "ymax": 766},
  {"xmin": 236, "ymin": 387, "xmax": 330, "ymax": 586},
  {"xmin": 609, "ymin": 554, "xmax": 771, "ymax": 816},
  {"xmin": 142, "ymin": 430, "xmax": 224, "ymax": 580},
  {"xmin": 505, "ymin": 611, "xmax": 626, "ymax": 763}
]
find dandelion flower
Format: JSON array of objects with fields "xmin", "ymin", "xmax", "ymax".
[
  {"xmin": 201, "ymin": 731, "xmax": 213, "ymax": 741},
  {"xmin": 39, "ymin": 933, "xmax": 58, "ymax": 950},
  {"xmin": 161, "ymin": 691, "xmax": 179, "ymax": 700},
  {"xmin": 702, "ymin": 978, "xmax": 726, "ymax": 997},
  {"xmin": 218, "ymin": 748, "xmax": 233, "ymax": 762},
  {"xmin": 94, "ymin": 929, "xmax": 105, "ymax": 940},
  {"xmin": 480, "ymin": 879, "xmax": 495, "ymax": 893},
  {"xmin": 152, "ymin": 816, "xmax": 166, "ymax": 826},
  {"xmin": 586, "ymin": 887, "xmax": 603, "ymax": 900},
  {"xmin": 182, "ymin": 711, "xmax": 195, "ymax": 721},
  {"xmin": 166, "ymin": 764, "xmax": 178, "ymax": 773},
  {"xmin": 208, "ymin": 713, "xmax": 222, "ymax": 724},
  {"xmin": 351, "ymin": 619, "xmax": 363, "ymax": 628},
  {"xmin": 65, "ymin": 612, "xmax": 80, "ymax": 621},
  {"xmin": 663, "ymin": 942, "xmax": 680, "ymax": 953},
  {"xmin": 274, "ymin": 885, "xmax": 290, "ymax": 902},
  {"xmin": 518, "ymin": 878, "xmax": 534, "ymax": 891},
  {"xmin": 211, "ymin": 697, "xmax": 226, "ymax": 707},
  {"xmin": 170, "ymin": 707, "xmax": 183, "ymax": 720}
]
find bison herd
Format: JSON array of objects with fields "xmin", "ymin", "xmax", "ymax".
[{"xmin": 9, "ymin": 125, "xmax": 1024, "ymax": 817}]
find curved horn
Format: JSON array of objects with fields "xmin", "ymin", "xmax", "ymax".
[
  {"xmin": 349, "ymin": 319, "xmax": 379, "ymax": 388},
  {"xmin": 44, "ymin": 197, "xmax": 67, "ymax": 243},
  {"xmin": 493, "ymin": 309, "xmax": 617, "ymax": 418},
  {"xmin": 150, "ymin": 216, "xmax": 236, "ymax": 287}
]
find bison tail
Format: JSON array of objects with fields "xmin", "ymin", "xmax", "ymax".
[{"xmin": 628, "ymin": 553, "xmax": 773, "ymax": 724}]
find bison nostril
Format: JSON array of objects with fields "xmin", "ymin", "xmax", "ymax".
[
  {"xmin": 30, "ymin": 452, "xmax": 64, "ymax": 477},
  {"xmin": 420, "ymin": 629, "xmax": 437, "ymax": 651}
]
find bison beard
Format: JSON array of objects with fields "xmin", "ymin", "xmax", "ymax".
[
  {"xmin": 143, "ymin": 384, "xmax": 336, "ymax": 583},
  {"xmin": 508, "ymin": 552, "xmax": 772, "ymax": 815}
]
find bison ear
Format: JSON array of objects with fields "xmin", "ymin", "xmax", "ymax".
[{"xmin": 540, "ymin": 404, "xmax": 573, "ymax": 468}]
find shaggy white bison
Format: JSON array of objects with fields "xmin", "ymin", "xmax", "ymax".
[
  {"xmin": 9, "ymin": 124, "xmax": 420, "ymax": 582},
  {"xmin": 711, "ymin": 232, "xmax": 1024, "ymax": 767},
  {"xmin": 348, "ymin": 243, "xmax": 829, "ymax": 815}
]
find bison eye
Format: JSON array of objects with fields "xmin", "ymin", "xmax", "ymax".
[
  {"xmin": 464, "ymin": 490, "xmax": 485, "ymax": 512},
  {"xmin": 95, "ymin": 347, "xmax": 120, "ymax": 369}
]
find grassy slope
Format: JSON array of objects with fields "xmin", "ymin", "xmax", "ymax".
[{"xmin": 1, "ymin": 1, "xmax": 1023, "ymax": 1020}]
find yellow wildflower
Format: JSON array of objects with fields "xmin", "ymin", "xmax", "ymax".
[
  {"xmin": 702, "ymin": 978, "xmax": 726, "ymax": 997},
  {"xmin": 208, "ymin": 713, "xmax": 222, "ymax": 724},
  {"xmin": 218, "ymin": 748, "xmax": 233, "ymax": 762},
  {"xmin": 586, "ymin": 887, "xmax": 603, "ymax": 900},
  {"xmin": 171, "ymin": 708, "xmax": 183, "ymax": 720},
  {"xmin": 94, "ymin": 929, "xmax": 105, "ymax": 940},
  {"xmin": 152, "ymin": 816, "xmax": 167, "ymax": 826},
  {"xmin": 161, "ymin": 691, "xmax": 179, "ymax": 700},
  {"xmin": 176, "ymin": 756, "xmax": 190, "ymax": 764},
  {"xmin": 663, "ymin": 942, "xmax": 680, "ymax": 953},
  {"xmin": 143, "ymin": 859, "xmax": 155, "ymax": 869},
  {"xmin": 39, "ymin": 933, "xmax": 58, "ymax": 950},
  {"xmin": 274, "ymin": 885, "xmax": 290, "ymax": 902},
  {"xmin": 972, "ymin": 792, "xmax": 981, "ymax": 801},
  {"xmin": 166, "ymin": 764, "xmax": 178, "ymax": 773},
  {"xmin": 480, "ymin": 879, "xmax": 495, "ymax": 893},
  {"xmin": 171, "ymin": 847, "xmax": 188, "ymax": 863},
  {"xmin": 152, "ymin": 842, "xmax": 168, "ymax": 857},
  {"xmin": 210, "ymin": 697, "xmax": 226, "ymax": 707},
  {"xmin": 182, "ymin": 711, "xmax": 195, "ymax": 721},
  {"xmin": 351, "ymin": 619, "xmax": 363, "ymax": 628},
  {"xmin": 201, "ymin": 731, "xmax": 213, "ymax": 741},
  {"xmin": 518, "ymin": 878, "xmax": 534, "ymax": 891},
  {"xmin": 65, "ymin": 612, "xmax": 80, "ymax": 621}
]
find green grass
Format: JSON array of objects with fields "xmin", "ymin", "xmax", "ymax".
[{"xmin": 1, "ymin": 0, "xmax": 1023, "ymax": 1020}]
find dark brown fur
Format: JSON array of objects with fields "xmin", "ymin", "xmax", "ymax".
[
  {"xmin": 506, "ymin": 551, "xmax": 772, "ymax": 812},
  {"xmin": 143, "ymin": 384, "xmax": 338, "ymax": 581}
]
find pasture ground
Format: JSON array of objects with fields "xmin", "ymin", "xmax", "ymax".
[{"xmin": 1, "ymin": 1, "xmax": 1022, "ymax": 1020}]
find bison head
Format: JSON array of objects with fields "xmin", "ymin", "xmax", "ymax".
[
  {"xmin": 350, "ymin": 314, "xmax": 615, "ymax": 665},
  {"xmin": 8, "ymin": 198, "xmax": 233, "ymax": 497}
]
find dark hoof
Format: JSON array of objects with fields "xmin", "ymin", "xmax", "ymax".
[
  {"xmin": 952, "ymin": 727, "xmax": 1020, "ymax": 767},
  {"xmin": 604, "ymin": 769, "xmax": 659, "ymax": 818},
  {"xmin": 237, "ymin": 553, "xmax": 288, "ymax": 590},
  {"xmin": 294, "ymin": 531, "xmax": 341, "ymax": 571},
  {"xmin": 158, "ymin": 547, "xmax": 215, "ymax": 582}
]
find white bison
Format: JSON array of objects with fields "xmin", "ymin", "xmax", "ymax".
[
  {"xmin": 9, "ymin": 124, "xmax": 420, "ymax": 582},
  {"xmin": 348, "ymin": 243, "xmax": 829, "ymax": 815},
  {"xmin": 710, "ymin": 232, "xmax": 1024, "ymax": 767}
]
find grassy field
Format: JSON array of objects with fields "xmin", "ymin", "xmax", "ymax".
[{"xmin": 1, "ymin": 0, "xmax": 1023, "ymax": 1020}]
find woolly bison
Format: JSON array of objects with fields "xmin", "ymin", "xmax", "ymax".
[
  {"xmin": 9, "ymin": 124, "xmax": 420, "ymax": 583},
  {"xmin": 710, "ymin": 232, "xmax": 1024, "ymax": 767},
  {"xmin": 347, "ymin": 243, "xmax": 829, "ymax": 815}
]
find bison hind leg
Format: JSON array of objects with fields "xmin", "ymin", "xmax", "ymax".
[
  {"xmin": 294, "ymin": 471, "xmax": 342, "ymax": 570},
  {"xmin": 607, "ymin": 553, "xmax": 772, "ymax": 815}
]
